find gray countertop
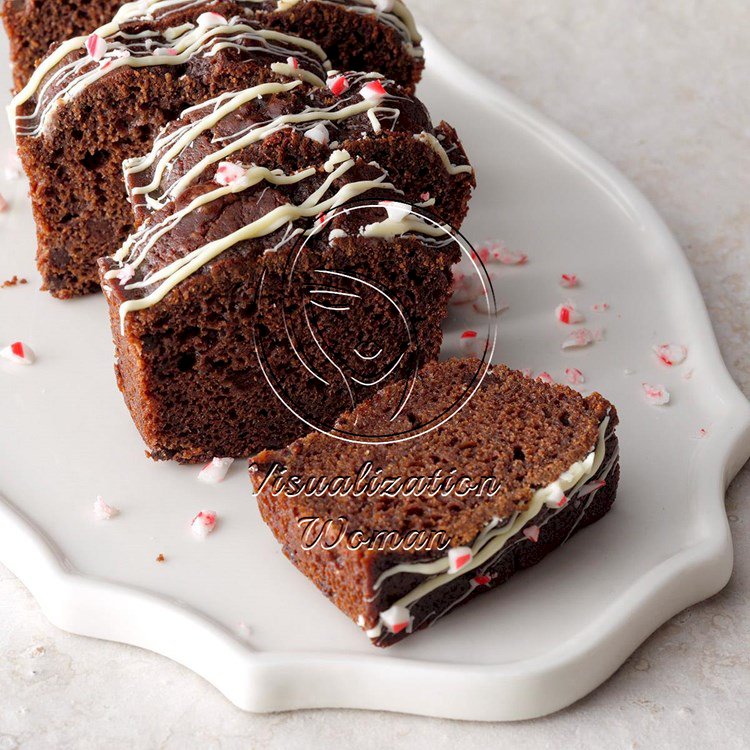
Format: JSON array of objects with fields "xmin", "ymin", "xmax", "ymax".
[{"xmin": 1, "ymin": 1, "xmax": 748, "ymax": 747}]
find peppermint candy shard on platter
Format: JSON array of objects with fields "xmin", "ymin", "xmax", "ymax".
[
  {"xmin": 555, "ymin": 302, "xmax": 584, "ymax": 325},
  {"xmin": 653, "ymin": 343, "xmax": 688, "ymax": 367},
  {"xmin": 481, "ymin": 241, "xmax": 528, "ymax": 265},
  {"xmin": 191, "ymin": 510, "xmax": 218, "ymax": 538},
  {"xmin": 560, "ymin": 273, "xmax": 579, "ymax": 288},
  {"xmin": 93, "ymin": 495, "xmax": 119, "ymax": 520},
  {"xmin": 1, "ymin": 341, "xmax": 35, "ymax": 365},
  {"xmin": 447, "ymin": 546, "xmax": 473, "ymax": 574},
  {"xmin": 536, "ymin": 372, "xmax": 554, "ymax": 384},
  {"xmin": 642, "ymin": 383, "xmax": 671, "ymax": 406},
  {"xmin": 565, "ymin": 367, "xmax": 586, "ymax": 385},
  {"xmin": 198, "ymin": 458, "xmax": 234, "ymax": 484},
  {"xmin": 379, "ymin": 604, "xmax": 412, "ymax": 635},
  {"xmin": 591, "ymin": 302, "xmax": 610, "ymax": 313},
  {"xmin": 561, "ymin": 328, "xmax": 602, "ymax": 350},
  {"xmin": 0, "ymin": 193, "xmax": 8, "ymax": 212}
]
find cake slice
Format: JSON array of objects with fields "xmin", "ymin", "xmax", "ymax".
[
  {"xmin": 250, "ymin": 358, "xmax": 620, "ymax": 647},
  {"xmin": 9, "ymin": 1, "xmax": 424, "ymax": 297},
  {"xmin": 99, "ymin": 147, "xmax": 464, "ymax": 461},
  {"xmin": 3, "ymin": 0, "xmax": 423, "ymax": 92}
]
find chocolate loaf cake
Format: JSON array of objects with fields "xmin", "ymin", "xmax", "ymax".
[
  {"xmin": 99, "ymin": 143, "xmax": 465, "ymax": 461},
  {"xmin": 10, "ymin": 0, "xmax": 425, "ymax": 297},
  {"xmin": 3, "ymin": 0, "xmax": 423, "ymax": 91},
  {"xmin": 250, "ymin": 359, "xmax": 620, "ymax": 647}
]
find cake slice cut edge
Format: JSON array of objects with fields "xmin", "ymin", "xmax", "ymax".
[{"xmin": 249, "ymin": 358, "xmax": 621, "ymax": 647}]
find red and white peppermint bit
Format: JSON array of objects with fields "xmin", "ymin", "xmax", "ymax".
[
  {"xmin": 0, "ymin": 193, "xmax": 8, "ymax": 212},
  {"xmin": 197, "ymin": 12, "xmax": 227, "ymax": 27},
  {"xmin": 450, "ymin": 272, "xmax": 483, "ymax": 305},
  {"xmin": 591, "ymin": 302, "xmax": 610, "ymax": 313},
  {"xmin": 215, "ymin": 161, "xmax": 247, "ymax": 186},
  {"xmin": 642, "ymin": 383, "xmax": 670, "ymax": 406},
  {"xmin": 372, "ymin": 0, "xmax": 396, "ymax": 11},
  {"xmin": 327, "ymin": 74, "xmax": 349, "ymax": 96},
  {"xmin": 578, "ymin": 479, "xmax": 606, "ymax": 497},
  {"xmin": 115, "ymin": 264, "xmax": 135, "ymax": 286},
  {"xmin": 100, "ymin": 49, "xmax": 130, "ymax": 70},
  {"xmin": 555, "ymin": 302, "xmax": 584, "ymax": 325},
  {"xmin": 698, "ymin": 428, "xmax": 708, "ymax": 438},
  {"xmin": 473, "ymin": 574, "xmax": 492, "ymax": 587},
  {"xmin": 379, "ymin": 604, "xmax": 412, "ymax": 635},
  {"xmin": 560, "ymin": 273, "xmax": 578, "ymax": 288},
  {"xmin": 482, "ymin": 241, "xmax": 527, "ymax": 265},
  {"xmin": 1, "ymin": 341, "xmax": 35, "ymax": 365},
  {"xmin": 360, "ymin": 80, "xmax": 387, "ymax": 102},
  {"xmin": 561, "ymin": 328, "xmax": 602, "ymax": 350},
  {"xmin": 546, "ymin": 484, "xmax": 565, "ymax": 507},
  {"xmin": 198, "ymin": 457, "xmax": 234, "ymax": 485},
  {"xmin": 565, "ymin": 367, "xmax": 586, "ymax": 385},
  {"xmin": 191, "ymin": 510, "xmax": 218, "ymax": 538},
  {"xmin": 523, "ymin": 525, "xmax": 540, "ymax": 543},
  {"xmin": 460, "ymin": 331, "xmax": 487, "ymax": 357},
  {"xmin": 304, "ymin": 122, "xmax": 330, "ymax": 145},
  {"xmin": 155, "ymin": 47, "xmax": 178, "ymax": 56},
  {"xmin": 93, "ymin": 495, "xmax": 119, "ymax": 520},
  {"xmin": 420, "ymin": 191, "xmax": 431, "ymax": 202},
  {"xmin": 86, "ymin": 33, "xmax": 107, "ymax": 61},
  {"xmin": 447, "ymin": 546, "xmax": 473, "ymax": 574},
  {"xmin": 536, "ymin": 371, "xmax": 554, "ymax": 384},
  {"xmin": 286, "ymin": 56, "xmax": 299, "ymax": 69},
  {"xmin": 653, "ymin": 343, "xmax": 687, "ymax": 367}
]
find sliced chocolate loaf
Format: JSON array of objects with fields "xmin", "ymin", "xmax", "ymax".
[
  {"xmin": 125, "ymin": 72, "xmax": 474, "ymax": 228},
  {"xmin": 250, "ymin": 359, "xmax": 620, "ymax": 647},
  {"xmin": 99, "ymin": 147, "xmax": 464, "ymax": 462},
  {"xmin": 10, "ymin": 1, "xmax": 425, "ymax": 297},
  {"xmin": 3, "ymin": 0, "xmax": 423, "ymax": 91}
]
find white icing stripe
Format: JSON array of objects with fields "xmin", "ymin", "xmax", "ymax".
[
  {"xmin": 10, "ymin": 21, "xmax": 329, "ymax": 137},
  {"xmin": 125, "ymin": 77, "xmax": 401, "ymax": 209},
  {"xmin": 366, "ymin": 417, "xmax": 612, "ymax": 639},
  {"xmin": 415, "ymin": 132, "xmax": 474, "ymax": 176}
]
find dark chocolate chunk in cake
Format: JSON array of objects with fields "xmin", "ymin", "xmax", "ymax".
[
  {"xmin": 250, "ymin": 358, "xmax": 620, "ymax": 647},
  {"xmin": 3, "ymin": 0, "xmax": 424, "ymax": 91},
  {"xmin": 99, "ymin": 147, "xmax": 463, "ymax": 462},
  {"xmin": 10, "ymin": 1, "xmax": 426, "ymax": 298}
]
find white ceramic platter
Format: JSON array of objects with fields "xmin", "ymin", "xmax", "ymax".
[{"xmin": 1, "ymin": 32, "xmax": 748, "ymax": 722}]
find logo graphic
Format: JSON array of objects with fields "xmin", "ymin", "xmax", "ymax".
[{"xmin": 254, "ymin": 201, "xmax": 497, "ymax": 444}]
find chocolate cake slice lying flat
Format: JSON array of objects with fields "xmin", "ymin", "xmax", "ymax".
[
  {"xmin": 9, "ymin": 0, "xmax": 424, "ymax": 297},
  {"xmin": 99, "ymin": 144, "xmax": 465, "ymax": 461},
  {"xmin": 3, "ymin": 0, "xmax": 423, "ymax": 92},
  {"xmin": 250, "ymin": 358, "xmax": 620, "ymax": 647}
]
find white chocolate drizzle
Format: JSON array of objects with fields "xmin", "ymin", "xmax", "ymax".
[
  {"xmin": 365, "ymin": 416, "xmax": 615, "ymax": 641},
  {"xmin": 10, "ymin": 18, "xmax": 330, "ymax": 137}
]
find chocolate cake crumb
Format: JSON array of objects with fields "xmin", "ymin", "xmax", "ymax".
[{"xmin": 1, "ymin": 275, "xmax": 28, "ymax": 288}]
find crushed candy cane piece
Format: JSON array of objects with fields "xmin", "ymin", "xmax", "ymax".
[
  {"xmin": 198, "ymin": 457, "xmax": 234, "ymax": 484},
  {"xmin": 698, "ymin": 428, "xmax": 708, "ymax": 438},
  {"xmin": 1, "ymin": 341, "xmax": 35, "ymax": 365},
  {"xmin": 86, "ymin": 33, "xmax": 107, "ymax": 61},
  {"xmin": 483, "ymin": 241, "xmax": 527, "ymax": 265},
  {"xmin": 523, "ymin": 525, "xmax": 540, "ymax": 543},
  {"xmin": 115, "ymin": 264, "xmax": 136, "ymax": 285},
  {"xmin": 197, "ymin": 12, "xmax": 227, "ymax": 27},
  {"xmin": 191, "ymin": 510, "xmax": 218, "ymax": 538},
  {"xmin": 560, "ymin": 274, "xmax": 579, "ymax": 288},
  {"xmin": 215, "ymin": 161, "xmax": 247, "ymax": 186},
  {"xmin": 642, "ymin": 383, "xmax": 670, "ymax": 406},
  {"xmin": 93, "ymin": 495, "xmax": 119, "ymax": 520},
  {"xmin": 327, "ymin": 73, "xmax": 349, "ymax": 96},
  {"xmin": 379, "ymin": 604, "xmax": 412, "ymax": 634},
  {"xmin": 536, "ymin": 371, "xmax": 554, "ymax": 384},
  {"xmin": 420, "ymin": 191, "xmax": 431, "ymax": 202},
  {"xmin": 562, "ymin": 328, "xmax": 602, "ymax": 350},
  {"xmin": 565, "ymin": 367, "xmax": 586, "ymax": 385},
  {"xmin": 155, "ymin": 47, "xmax": 178, "ymax": 56},
  {"xmin": 591, "ymin": 302, "xmax": 610, "ymax": 313},
  {"xmin": 286, "ymin": 56, "xmax": 299, "ymax": 69},
  {"xmin": 305, "ymin": 122, "xmax": 330, "ymax": 145},
  {"xmin": 360, "ymin": 80, "xmax": 387, "ymax": 101},
  {"xmin": 0, "ymin": 194, "xmax": 8, "ymax": 212},
  {"xmin": 372, "ymin": 0, "xmax": 396, "ymax": 11},
  {"xmin": 450, "ymin": 272, "xmax": 484, "ymax": 305},
  {"xmin": 653, "ymin": 343, "xmax": 687, "ymax": 367},
  {"xmin": 556, "ymin": 302, "xmax": 584, "ymax": 325},
  {"xmin": 473, "ymin": 574, "xmax": 492, "ymax": 586},
  {"xmin": 448, "ymin": 546, "xmax": 473, "ymax": 573}
]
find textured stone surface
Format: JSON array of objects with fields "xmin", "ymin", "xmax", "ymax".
[{"xmin": 1, "ymin": 1, "xmax": 748, "ymax": 747}]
